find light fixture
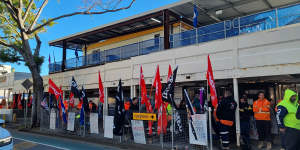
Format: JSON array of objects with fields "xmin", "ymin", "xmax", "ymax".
[
  {"xmin": 216, "ymin": 10, "xmax": 223, "ymax": 15},
  {"xmin": 151, "ymin": 18, "xmax": 161, "ymax": 23}
]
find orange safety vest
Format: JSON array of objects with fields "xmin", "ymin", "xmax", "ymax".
[
  {"xmin": 253, "ymin": 98, "xmax": 271, "ymax": 120},
  {"xmin": 63, "ymin": 100, "xmax": 69, "ymax": 111},
  {"xmin": 124, "ymin": 101, "xmax": 130, "ymax": 111}
]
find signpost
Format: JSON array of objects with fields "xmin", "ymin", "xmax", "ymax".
[
  {"xmin": 21, "ymin": 79, "xmax": 32, "ymax": 128},
  {"xmin": 133, "ymin": 113, "xmax": 156, "ymax": 121}
]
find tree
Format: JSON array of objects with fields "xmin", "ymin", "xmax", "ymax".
[{"xmin": 0, "ymin": 0, "xmax": 135, "ymax": 127}]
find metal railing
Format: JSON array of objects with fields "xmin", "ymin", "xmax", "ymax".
[{"xmin": 49, "ymin": 3, "xmax": 300, "ymax": 73}]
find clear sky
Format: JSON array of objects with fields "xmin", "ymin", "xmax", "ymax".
[{"xmin": 4, "ymin": 0, "xmax": 180, "ymax": 75}]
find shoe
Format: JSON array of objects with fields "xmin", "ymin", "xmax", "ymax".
[
  {"xmin": 257, "ymin": 141, "xmax": 264, "ymax": 149},
  {"xmin": 266, "ymin": 142, "xmax": 272, "ymax": 150}
]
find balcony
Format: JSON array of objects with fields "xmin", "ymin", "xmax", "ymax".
[{"xmin": 49, "ymin": 3, "xmax": 300, "ymax": 74}]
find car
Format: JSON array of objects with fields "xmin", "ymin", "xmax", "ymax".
[{"xmin": 0, "ymin": 119, "xmax": 13, "ymax": 150}]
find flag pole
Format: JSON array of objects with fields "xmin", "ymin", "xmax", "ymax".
[
  {"xmin": 207, "ymin": 78, "xmax": 213, "ymax": 150},
  {"xmin": 139, "ymin": 66, "xmax": 141, "ymax": 113}
]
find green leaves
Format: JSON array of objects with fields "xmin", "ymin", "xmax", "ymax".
[{"xmin": 0, "ymin": 47, "xmax": 22, "ymax": 63}]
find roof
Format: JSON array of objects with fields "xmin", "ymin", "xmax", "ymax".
[{"xmin": 49, "ymin": 0, "xmax": 300, "ymax": 50}]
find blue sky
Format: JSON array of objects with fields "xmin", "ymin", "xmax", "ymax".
[{"xmin": 4, "ymin": 0, "xmax": 180, "ymax": 75}]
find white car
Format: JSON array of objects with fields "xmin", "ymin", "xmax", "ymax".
[{"xmin": 0, "ymin": 119, "xmax": 13, "ymax": 150}]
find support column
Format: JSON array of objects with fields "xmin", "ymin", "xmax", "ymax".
[
  {"xmin": 163, "ymin": 9, "xmax": 170, "ymax": 50},
  {"xmin": 62, "ymin": 40, "xmax": 67, "ymax": 71},
  {"xmin": 130, "ymin": 85, "xmax": 137, "ymax": 99},
  {"xmin": 233, "ymin": 78, "xmax": 240, "ymax": 146},
  {"xmin": 84, "ymin": 43, "xmax": 87, "ymax": 66}
]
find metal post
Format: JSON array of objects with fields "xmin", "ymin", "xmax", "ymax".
[
  {"xmin": 275, "ymin": 8, "xmax": 279, "ymax": 28},
  {"xmin": 224, "ymin": 21, "xmax": 227, "ymax": 39},
  {"xmin": 160, "ymin": 107, "xmax": 163, "ymax": 150},
  {"xmin": 208, "ymin": 107, "xmax": 213, "ymax": 150},
  {"xmin": 238, "ymin": 17, "xmax": 241, "ymax": 35},
  {"xmin": 25, "ymin": 90, "xmax": 28, "ymax": 128},
  {"xmin": 195, "ymin": 27, "xmax": 198, "ymax": 44},
  {"xmin": 171, "ymin": 107, "xmax": 174, "ymax": 150},
  {"xmin": 233, "ymin": 78, "xmax": 240, "ymax": 147}
]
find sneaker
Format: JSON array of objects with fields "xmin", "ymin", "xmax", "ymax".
[
  {"xmin": 266, "ymin": 142, "xmax": 272, "ymax": 150},
  {"xmin": 257, "ymin": 141, "xmax": 264, "ymax": 149}
]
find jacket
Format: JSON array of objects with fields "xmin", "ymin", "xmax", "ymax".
[
  {"xmin": 216, "ymin": 96, "xmax": 237, "ymax": 126},
  {"xmin": 239, "ymin": 102, "xmax": 253, "ymax": 122},
  {"xmin": 277, "ymin": 89, "xmax": 300, "ymax": 130},
  {"xmin": 253, "ymin": 98, "xmax": 271, "ymax": 120}
]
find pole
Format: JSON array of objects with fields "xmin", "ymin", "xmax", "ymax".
[
  {"xmin": 233, "ymin": 78, "xmax": 240, "ymax": 147},
  {"xmin": 207, "ymin": 80, "xmax": 213, "ymax": 150},
  {"xmin": 160, "ymin": 107, "xmax": 163, "ymax": 150},
  {"xmin": 25, "ymin": 90, "xmax": 29, "ymax": 128}
]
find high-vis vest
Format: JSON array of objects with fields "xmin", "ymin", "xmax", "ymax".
[
  {"xmin": 277, "ymin": 89, "xmax": 300, "ymax": 130},
  {"xmin": 253, "ymin": 99, "xmax": 270, "ymax": 120}
]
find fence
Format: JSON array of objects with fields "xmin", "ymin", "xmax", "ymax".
[{"xmin": 40, "ymin": 107, "xmax": 211, "ymax": 150}]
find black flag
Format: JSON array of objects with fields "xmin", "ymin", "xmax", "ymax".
[
  {"xmin": 80, "ymin": 86, "xmax": 90, "ymax": 112},
  {"xmin": 71, "ymin": 76, "xmax": 81, "ymax": 98},
  {"xmin": 113, "ymin": 79, "xmax": 125, "ymax": 136},
  {"xmin": 184, "ymin": 89, "xmax": 198, "ymax": 140},
  {"xmin": 162, "ymin": 66, "xmax": 178, "ymax": 106}
]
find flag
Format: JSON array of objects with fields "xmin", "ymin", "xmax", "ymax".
[
  {"xmin": 71, "ymin": 77, "xmax": 81, "ymax": 98},
  {"xmin": 206, "ymin": 55, "xmax": 218, "ymax": 108},
  {"xmin": 139, "ymin": 66, "xmax": 153, "ymax": 135},
  {"xmin": 80, "ymin": 103, "xmax": 85, "ymax": 126},
  {"xmin": 193, "ymin": 5, "xmax": 198, "ymax": 28},
  {"xmin": 184, "ymin": 89, "xmax": 198, "ymax": 140},
  {"xmin": 17, "ymin": 94, "xmax": 22, "ymax": 110},
  {"xmin": 48, "ymin": 78, "xmax": 62, "ymax": 100},
  {"xmin": 41, "ymin": 95, "xmax": 49, "ymax": 111},
  {"xmin": 98, "ymin": 71, "xmax": 104, "ymax": 104},
  {"xmin": 113, "ymin": 79, "xmax": 125, "ymax": 136},
  {"xmin": 11, "ymin": 93, "xmax": 16, "ymax": 109},
  {"xmin": 157, "ymin": 102, "xmax": 168, "ymax": 135},
  {"xmin": 69, "ymin": 92, "xmax": 74, "ymax": 108},
  {"xmin": 167, "ymin": 64, "xmax": 172, "ymax": 81},
  {"xmin": 153, "ymin": 65, "xmax": 162, "ymax": 110},
  {"xmin": 75, "ymin": 48, "xmax": 79, "ymax": 59},
  {"xmin": 81, "ymin": 86, "xmax": 90, "ymax": 112},
  {"xmin": 59, "ymin": 95, "xmax": 67, "ymax": 123},
  {"xmin": 162, "ymin": 66, "xmax": 178, "ymax": 106}
]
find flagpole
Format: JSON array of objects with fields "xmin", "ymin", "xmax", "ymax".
[
  {"xmin": 207, "ymin": 79, "xmax": 213, "ymax": 150},
  {"xmin": 139, "ymin": 66, "xmax": 141, "ymax": 113}
]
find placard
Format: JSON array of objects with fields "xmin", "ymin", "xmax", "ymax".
[
  {"xmin": 131, "ymin": 120, "xmax": 146, "ymax": 144},
  {"xmin": 133, "ymin": 113, "xmax": 156, "ymax": 121},
  {"xmin": 50, "ymin": 110, "xmax": 56, "ymax": 130},
  {"xmin": 189, "ymin": 114, "xmax": 208, "ymax": 146},
  {"xmin": 67, "ymin": 112, "xmax": 75, "ymax": 131},
  {"xmin": 104, "ymin": 116, "xmax": 114, "ymax": 138},
  {"xmin": 90, "ymin": 113, "xmax": 99, "ymax": 134}
]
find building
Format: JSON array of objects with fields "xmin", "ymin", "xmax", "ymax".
[{"xmin": 2, "ymin": 0, "xmax": 300, "ymax": 146}]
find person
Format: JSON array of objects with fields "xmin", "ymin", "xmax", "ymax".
[
  {"xmin": 276, "ymin": 89, "xmax": 300, "ymax": 150},
  {"xmin": 275, "ymin": 98, "xmax": 286, "ymax": 150},
  {"xmin": 253, "ymin": 91, "xmax": 272, "ymax": 149},
  {"xmin": 193, "ymin": 93, "xmax": 201, "ymax": 114},
  {"xmin": 89, "ymin": 100, "xmax": 97, "ymax": 113},
  {"xmin": 216, "ymin": 90, "xmax": 237, "ymax": 150},
  {"xmin": 129, "ymin": 97, "xmax": 139, "ymax": 119},
  {"xmin": 239, "ymin": 94, "xmax": 252, "ymax": 150}
]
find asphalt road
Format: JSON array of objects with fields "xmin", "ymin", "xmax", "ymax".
[{"xmin": 10, "ymin": 130, "xmax": 121, "ymax": 150}]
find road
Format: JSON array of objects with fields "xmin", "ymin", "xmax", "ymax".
[{"xmin": 10, "ymin": 130, "xmax": 121, "ymax": 150}]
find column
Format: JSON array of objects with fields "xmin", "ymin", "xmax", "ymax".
[
  {"xmin": 233, "ymin": 78, "xmax": 240, "ymax": 146},
  {"xmin": 61, "ymin": 40, "xmax": 67, "ymax": 71},
  {"xmin": 163, "ymin": 9, "xmax": 170, "ymax": 50}
]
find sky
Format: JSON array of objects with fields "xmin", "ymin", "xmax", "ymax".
[{"xmin": 4, "ymin": 0, "xmax": 180, "ymax": 75}]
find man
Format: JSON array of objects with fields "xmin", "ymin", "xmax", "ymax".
[
  {"xmin": 253, "ymin": 91, "xmax": 272, "ymax": 149},
  {"xmin": 216, "ymin": 90, "xmax": 237, "ymax": 150},
  {"xmin": 129, "ymin": 97, "xmax": 139, "ymax": 119},
  {"xmin": 276, "ymin": 89, "xmax": 300, "ymax": 150},
  {"xmin": 239, "ymin": 94, "xmax": 252, "ymax": 150}
]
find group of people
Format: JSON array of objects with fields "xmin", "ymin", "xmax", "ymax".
[{"xmin": 213, "ymin": 89, "xmax": 300, "ymax": 150}]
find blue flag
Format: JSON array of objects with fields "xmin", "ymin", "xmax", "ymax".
[
  {"xmin": 71, "ymin": 77, "xmax": 81, "ymax": 98},
  {"xmin": 80, "ymin": 104, "xmax": 84, "ymax": 126},
  {"xmin": 193, "ymin": 5, "xmax": 198, "ymax": 28},
  {"xmin": 59, "ymin": 95, "xmax": 67, "ymax": 124}
]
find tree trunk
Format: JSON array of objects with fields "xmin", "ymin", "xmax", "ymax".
[{"xmin": 29, "ymin": 66, "xmax": 44, "ymax": 127}]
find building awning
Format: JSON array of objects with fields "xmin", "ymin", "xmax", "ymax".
[{"xmin": 49, "ymin": 0, "xmax": 300, "ymax": 50}]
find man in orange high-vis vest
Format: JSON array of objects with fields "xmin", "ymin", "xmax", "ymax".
[{"xmin": 253, "ymin": 91, "xmax": 272, "ymax": 150}]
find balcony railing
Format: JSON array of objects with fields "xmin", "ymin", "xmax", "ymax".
[{"xmin": 49, "ymin": 3, "xmax": 300, "ymax": 73}]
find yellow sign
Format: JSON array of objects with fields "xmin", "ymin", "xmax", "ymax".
[{"xmin": 133, "ymin": 113, "xmax": 157, "ymax": 121}]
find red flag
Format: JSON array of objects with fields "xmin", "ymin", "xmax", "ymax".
[
  {"xmin": 206, "ymin": 55, "xmax": 218, "ymax": 108},
  {"xmin": 140, "ymin": 66, "xmax": 154, "ymax": 135},
  {"xmin": 153, "ymin": 65, "xmax": 162, "ymax": 110},
  {"xmin": 48, "ymin": 78, "xmax": 62, "ymax": 100},
  {"xmin": 167, "ymin": 64, "xmax": 172, "ymax": 81},
  {"xmin": 69, "ymin": 92, "xmax": 75, "ymax": 108},
  {"xmin": 58, "ymin": 86, "xmax": 63, "ymax": 110},
  {"xmin": 98, "ymin": 71, "xmax": 104, "ymax": 104},
  {"xmin": 11, "ymin": 94, "xmax": 16, "ymax": 109},
  {"xmin": 17, "ymin": 94, "xmax": 22, "ymax": 110},
  {"xmin": 157, "ymin": 102, "xmax": 168, "ymax": 135},
  {"xmin": 27, "ymin": 96, "xmax": 32, "ymax": 107}
]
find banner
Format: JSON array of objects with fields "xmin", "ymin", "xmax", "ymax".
[
  {"xmin": 67, "ymin": 112, "xmax": 75, "ymax": 131},
  {"xmin": 131, "ymin": 120, "xmax": 146, "ymax": 144},
  {"xmin": 50, "ymin": 109, "xmax": 56, "ymax": 130},
  {"xmin": 189, "ymin": 114, "xmax": 208, "ymax": 146},
  {"xmin": 206, "ymin": 55, "xmax": 218, "ymax": 108},
  {"xmin": 104, "ymin": 116, "xmax": 114, "ymax": 139},
  {"xmin": 90, "ymin": 113, "xmax": 99, "ymax": 134}
]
